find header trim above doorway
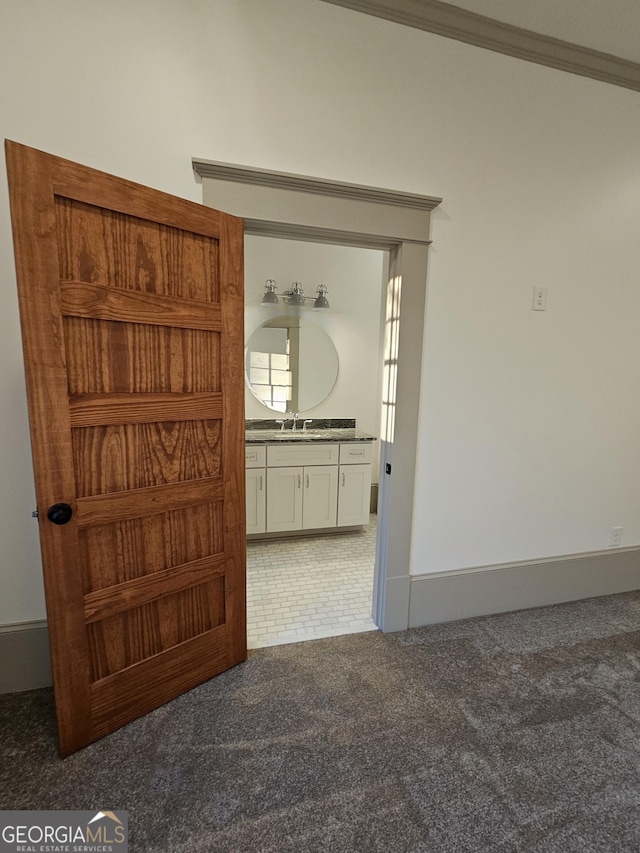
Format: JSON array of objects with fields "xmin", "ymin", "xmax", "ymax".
[{"xmin": 192, "ymin": 159, "xmax": 442, "ymax": 213}]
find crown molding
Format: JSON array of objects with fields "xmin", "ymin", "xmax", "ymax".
[
  {"xmin": 319, "ymin": 0, "xmax": 640, "ymax": 93},
  {"xmin": 192, "ymin": 158, "xmax": 442, "ymax": 211}
]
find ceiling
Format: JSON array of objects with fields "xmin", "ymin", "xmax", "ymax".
[{"xmin": 445, "ymin": 0, "xmax": 640, "ymax": 64}]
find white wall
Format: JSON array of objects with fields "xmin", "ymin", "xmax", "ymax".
[
  {"xmin": 244, "ymin": 236, "xmax": 384, "ymax": 446},
  {"xmin": 1, "ymin": 0, "xmax": 640, "ymax": 623}
]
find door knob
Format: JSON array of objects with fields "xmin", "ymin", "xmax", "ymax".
[{"xmin": 47, "ymin": 503, "xmax": 73, "ymax": 525}]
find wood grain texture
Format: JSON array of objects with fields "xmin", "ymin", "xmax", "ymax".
[
  {"xmin": 5, "ymin": 140, "xmax": 93, "ymax": 756},
  {"xmin": 76, "ymin": 477, "xmax": 224, "ymax": 527},
  {"xmin": 87, "ymin": 579, "xmax": 225, "ymax": 680},
  {"xmin": 79, "ymin": 502, "xmax": 224, "ymax": 593},
  {"xmin": 72, "ymin": 419, "xmax": 222, "ymax": 497},
  {"xmin": 69, "ymin": 392, "xmax": 223, "ymax": 427},
  {"xmin": 61, "ymin": 281, "xmax": 222, "ymax": 330},
  {"xmin": 64, "ymin": 318, "xmax": 221, "ymax": 394},
  {"xmin": 90, "ymin": 625, "xmax": 229, "ymax": 738},
  {"xmin": 84, "ymin": 553, "xmax": 226, "ymax": 623},
  {"xmin": 53, "ymin": 187, "xmax": 225, "ymax": 262},
  {"xmin": 220, "ymin": 213, "xmax": 248, "ymax": 665}
]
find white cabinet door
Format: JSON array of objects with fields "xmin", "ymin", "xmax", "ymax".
[
  {"xmin": 266, "ymin": 466, "xmax": 303, "ymax": 532},
  {"xmin": 338, "ymin": 464, "xmax": 371, "ymax": 527},
  {"xmin": 303, "ymin": 465, "xmax": 338, "ymax": 530},
  {"xmin": 246, "ymin": 468, "xmax": 266, "ymax": 535}
]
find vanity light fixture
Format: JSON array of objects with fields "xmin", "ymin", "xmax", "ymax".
[{"xmin": 260, "ymin": 279, "xmax": 330, "ymax": 310}]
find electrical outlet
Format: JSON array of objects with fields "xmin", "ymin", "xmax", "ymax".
[
  {"xmin": 610, "ymin": 526, "xmax": 623, "ymax": 547},
  {"xmin": 532, "ymin": 286, "xmax": 547, "ymax": 311}
]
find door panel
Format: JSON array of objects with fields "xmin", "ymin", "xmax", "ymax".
[
  {"xmin": 266, "ymin": 467, "xmax": 303, "ymax": 532},
  {"xmin": 338, "ymin": 464, "xmax": 372, "ymax": 526},
  {"xmin": 5, "ymin": 140, "xmax": 246, "ymax": 756},
  {"xmin": 245, "ymin": 469, "xmax": 266, "ymax": 535},
  {"xmin": 303, "ymin": 466, "xmax": 338, "ymax": 530},
  {"xmin": 55, "ymin": 197, "xmax": 220, "ymax": 302}
]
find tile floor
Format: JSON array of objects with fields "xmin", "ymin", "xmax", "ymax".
[{"xmin": 246, "ymin": 514, "xmax": 378, "ymax": 648}]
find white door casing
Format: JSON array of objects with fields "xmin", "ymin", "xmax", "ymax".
[{"xmin": 195, "ymin": 159, "xmax": 441, "ymax": 631}]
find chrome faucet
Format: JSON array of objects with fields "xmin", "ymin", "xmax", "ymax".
[{"xmin": 291, "ymin": 412, "xmax": 300, "ymax": 431}]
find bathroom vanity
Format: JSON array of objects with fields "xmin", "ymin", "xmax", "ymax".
[{"xmin": 245, "ymin": 428, "xmax": 376, "ymax": 537}]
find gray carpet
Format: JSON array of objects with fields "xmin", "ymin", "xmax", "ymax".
[{"xmin": 3, "ymin": 592, "xmax": 640, "ymax": 852}]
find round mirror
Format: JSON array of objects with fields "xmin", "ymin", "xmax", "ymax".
[{"xmin": 245, "ymin": 315, "xmax": 339, "ymax": 413}]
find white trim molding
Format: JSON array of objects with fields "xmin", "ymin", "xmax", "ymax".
[
  {"xmin": 5, "ymin": 545, "xmax": 640, "ymax": 693},
  {"xmin": 195, "ymin": 159, "xmax": 441, "ymax": 633},
  {"xmin": 0, "ymin": 620, "xmax": 51, "ymax": 693},
  {"xmin": 241, "ymin": 220, "xmax": 424, "ymax": 251},
  {"xmin": 320, "ymin": 0, "xmax": 640, "ymax": 93},
  {"xmin": 409, "ymin": 546, "xmax": 640, "ymax": 627},
  {"xmin": 193, "ymin": 159, "xmax": 442, "ymax": 212}
]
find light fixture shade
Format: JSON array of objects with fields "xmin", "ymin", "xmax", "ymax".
[
  {"xmin": 261, "ymin": 279, "xmax": 280, "ymax": 306},
  {"xmin": 313, "ymin": 294, "xmax": 330, "ymax": 309},
  {"xmin": 288, "ymin": 281, "xmax": 306, "ymax": 307},
  {"xmin": 313, "ymin": 284, "xmax": 330, "ymax": 310}
]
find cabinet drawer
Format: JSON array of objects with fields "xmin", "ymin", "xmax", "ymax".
[
  {"xmin": 267, "ymin": 443, "xmax": 339, "ymax": 468},
  {"xmin": 245, "ymin": 445, "xmax": 266, "ymax": 468},
  {"xmin": 339, "ymin": 442, "xmax": 373, "ymax": 465}
]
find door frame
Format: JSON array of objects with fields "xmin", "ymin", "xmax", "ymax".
[{"xmin": 193, "ymin": 159, "xmax": 441, "ymax": 631}]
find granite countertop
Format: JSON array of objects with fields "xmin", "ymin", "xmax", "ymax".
[{"xmin": 245, "ymin": 428, "xmax": 376, "ymax": 444}]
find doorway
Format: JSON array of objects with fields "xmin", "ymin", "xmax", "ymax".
[
  {"xmin": 194, "ymin": 157, "xmax": 442, "ymax": 632},
  {"xmin": 244, "ymin": 235, "xmax": 387, "ymax": 646}
]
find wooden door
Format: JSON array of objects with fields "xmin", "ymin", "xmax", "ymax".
[{"xmin": 5, "ymin": 140, "xmax": 246, "ymax": 757}]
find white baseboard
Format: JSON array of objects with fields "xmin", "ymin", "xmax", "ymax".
[
  {"xmin": 0, "ymin": 620, "xmax": 51, "ymax": 694},
  {"xmin": 3, "ymin": 548, "xmax": 639, "ymax": 692},
  {"xmin": 380, "ymin": 575, "xmax": 411, "ymax": 632},
  {"xmin": 408, "ymin": 546, "xmax": 640, "ymax": 627}
]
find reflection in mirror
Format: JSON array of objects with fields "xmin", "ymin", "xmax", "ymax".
[{"xmin": 246, "ymin": 315, "xmax": 339, "ymax": 413}]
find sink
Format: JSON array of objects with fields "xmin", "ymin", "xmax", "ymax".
[
  {"xmin": 268, "ymin": 431, "xmax": 329, "ymax": 440},
  {"xmin": 246, "ymin": 429, "xmax": 332, "ymax": 441}
]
